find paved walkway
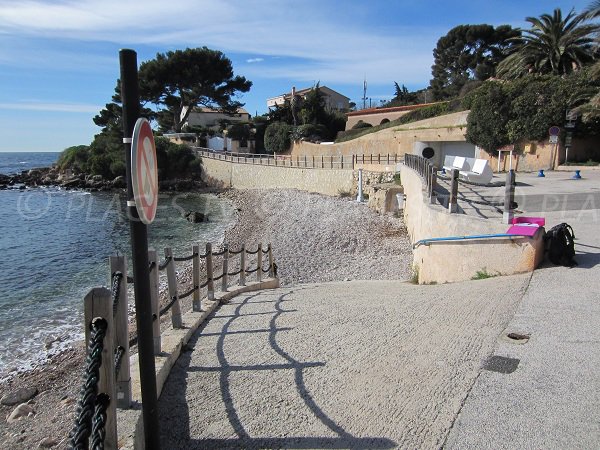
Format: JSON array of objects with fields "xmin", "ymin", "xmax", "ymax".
[
  {"xmin": 158, "ymin": 277, "xmax": 530, "ymax": 449},
  {"xmin": 157, "ymin": 170, "xmax": 600, "ymax": 449}
]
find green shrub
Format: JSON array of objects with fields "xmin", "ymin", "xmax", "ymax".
[
  {"xmin": 57, "ymin": 145, "xmax": 90, "ymax": 172},
  {"xmin": 352, "ymin": 120, "xmax": 373, "ymax": 129},
  {"xmin": 264, "ymin": 122, "xmax": 292, "ymax": 153}
]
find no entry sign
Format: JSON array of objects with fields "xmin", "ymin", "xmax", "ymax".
[{"xmin": 131, "ymin": 118, "xmax": 158, "ymax": 224}]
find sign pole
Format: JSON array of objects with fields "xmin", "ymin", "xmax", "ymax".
[{"xmin": 120, "ymin": 49, "xmax": 161, "ymax": 449}]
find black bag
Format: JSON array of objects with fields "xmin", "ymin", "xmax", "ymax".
[{"xmin": 545, "ymin": 223, "xmax": 577, "ymax": 267}]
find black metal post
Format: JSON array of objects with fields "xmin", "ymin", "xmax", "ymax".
[{"xmin": 120, "ymin": 49, "xmax": 161, "ymax": 449}]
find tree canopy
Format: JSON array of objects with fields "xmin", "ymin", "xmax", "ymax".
[
  {"xmin": 139, "ymin": 47, "xmax": 251, "ymax": 132},
  {"xmin": 430, "ymin": 24, "xmax": 520, "ymax": 100},
  {"xmin": 496, "ymin": 8, "xmax": 598, "ymax": 79}
]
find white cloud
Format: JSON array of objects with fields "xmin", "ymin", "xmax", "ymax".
[
  {"xmin": 0, "ymin": 101, "xmax": 101, "ymax": 113},
  {"xmin": 0, "ymin": 0, "xmax": 440, "ymax": 85}
]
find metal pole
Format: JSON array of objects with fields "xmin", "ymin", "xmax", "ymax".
[
  {"xmin": 120, "ymin": 49, "xmax": 160, "ymax": 449},
  {"xmin": 503, "ymin": 169, "xmax": 516, "ymax": 224}
]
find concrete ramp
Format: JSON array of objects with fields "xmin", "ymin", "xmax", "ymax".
[{"xmin": 158, "ymin": 278, "xmax": 529, "ymax": 449}]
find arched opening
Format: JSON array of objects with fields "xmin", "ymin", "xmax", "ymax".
[{"xmin": 380, "ymin": 118, "xmax": 390, "ymax": 125}]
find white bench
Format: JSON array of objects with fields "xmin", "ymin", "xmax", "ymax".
[
  {"xmin": 443, "ymin": 156, "xmax": 469, "ymax": 173},
  {"xmin": 459, "ymin": 159, "xmax": 493, "ymax": 184}
]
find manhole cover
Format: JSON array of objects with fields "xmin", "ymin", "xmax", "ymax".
[{"xmin": 483, "ymin": 355, "xmax": 520, "ymax": 374}]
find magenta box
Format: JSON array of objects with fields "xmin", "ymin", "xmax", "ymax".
[{"xmin": 512, "ymin": 216, "xmax": 545, "ymax": 227}]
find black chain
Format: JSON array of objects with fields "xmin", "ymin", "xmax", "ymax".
[
  {"xmin": 70, "ymin": 318, "xmax": 107, "ymax": 450},
  {"xmin": 261, "ymin": 247, "xmax": 269, "ymax": 254},
  {"xmin": 179, "ymin": 286, "xmax": 198, "ymax": 299},
  {"xmin": 245, "ymin": 247, "xmax": 260, "ymax": 255},
  {"xmin": 261, "ymin": 265, "xmax": 271, "ymax": 273},
  {"xmin": 159, "ymin": 296, "xmax": 179, "ymax": 318},
  {"xmin": 228, "ymin": 248, "xmax": 244, "ymax": 255},
  {"xmin": 111, "ymin": 272, "xmax": 123, "ymax": 317},
  {"xmin": 211, "ymin": 249, "xmax": 227, "ymax": 257},
  {"xmin": 173, "ymin": 253, "xmax": 196, "ymax": 262},
  {"xmin": 228, "ymin": 269, "xmax": 242, "ymax": 276},
  {"xmin": 246, "ymin": 266, "xmax": 259, "ymax": 274},
  {"xmin": 90, "ymin": 393, "xmax": 110, "ymax": 450}
]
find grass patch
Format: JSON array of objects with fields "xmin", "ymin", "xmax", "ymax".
[
  {"xmin": 410, "ymin": 266, "xmax": 419, "ymax": 284},
  {"xmin": 337, "ymin": 189, "xmax": 352, "ymax": 198},
  {"xmin": 472, "ymin": 268, "xmax": 497, "ymax": 280},
  {"xmin": 393, "ymin": 173, "xmax": 401, "ymax": 185}
]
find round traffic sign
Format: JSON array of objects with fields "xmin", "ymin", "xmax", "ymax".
[
  {"xmin": 549, "ymin": 126, "xmax": 560, "ymax": 136},
  {"xmin": 131, "ymin": 118, "xmax": 158, "ymax": 224}
]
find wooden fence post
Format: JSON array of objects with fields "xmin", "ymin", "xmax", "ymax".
[
  {"xmin": 221, "ymin": 244, "xmax": 229, "ymax": 292},
  {"xmin": 148, "ymin": 250, "xmax": 161, "ymax": 355},
  {"xmin": 429, "ymin": 165, "xmax": 437, "ymax": 204},
  {"xmin": 164, "ymin": 248, "xmax": 182, "ymax": 328},
  {"xmin": 240, "ymin": 244, "xmax": 246, "ymax": 286},
  {"xmin": 341, "ymin": 155, "xmax": 344, "ymax": 169},
  {"xmin": 84, "ymin": 287, "xmax": 117, "ymax": 449},
  {"xmin": 321, "ymin": 155, "xmax": 324, "ymax": 168},
  {"xmin": 257, "ymin": 242, "xmax": 263, "ymax": 282},
  {"xmin": 206, "ymin": 243, "xmax": 214, "ymax": 300},
  {"xmin": 304, "ymin": 155, "xmax": 307, "ymax": 168},
  {"xmin": 503, "ymin": 170, "xmax": 516, "ymax": 224},
  {"xmin": 192, "ymin": 244, "xmax": 201, "ymax": 312},
  {"xmin": 330, "ymin": 156, "xmax": 333, "ymax": 169},
  {"xmin": 312, "ymin": 155, "xmax": 315, "ymax": 168},
  {"xmin": 268, "ymin": 244, "xmax": 274, "ymax": 278},
  {"xmin": 109, "ymin": 256, "xmax": 131, "ymax": 409}
]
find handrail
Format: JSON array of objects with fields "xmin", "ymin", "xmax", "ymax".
[{"xmin": 413, "ymin": 233, "xmax": 533, "ymax": 249}]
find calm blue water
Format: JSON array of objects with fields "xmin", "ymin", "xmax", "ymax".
[
  {"xmin": 0, "ymin": 153, "xmax": 234, "ymax": 377},
  {"xmin": 0, "ymin": 151, "xmax": 60, "ymax": 175}
]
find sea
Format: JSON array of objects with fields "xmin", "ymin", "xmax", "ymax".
[{"xmin": 0, "ymin": 152, "xmax": 235, "ymax": 379}]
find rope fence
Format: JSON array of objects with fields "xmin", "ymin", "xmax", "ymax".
[{"xmin": 72, "ymin": 241, "xmax": 278, "ymax": 447}]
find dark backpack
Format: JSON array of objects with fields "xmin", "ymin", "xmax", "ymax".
[{"xmin": 545, "ymin": 223, "xmax": 577, "ymax": 267}]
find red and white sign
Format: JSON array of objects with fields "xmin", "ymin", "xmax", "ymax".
[{"xmin": 131, "ymin": 118, "xmax": 158, "ymax": 224}]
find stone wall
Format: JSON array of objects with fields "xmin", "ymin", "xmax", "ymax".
[
  {"xmin": 400, "ymin": 165, "xmax": 544, "ymax": 283},
  {"xmin": 201, "ymin": 156, "xmax": 355, "ymax": 196}
]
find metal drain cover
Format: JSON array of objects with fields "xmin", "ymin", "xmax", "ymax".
[{"xmin": 483, "ymin": 355, "xmax": 520, "ymax": 374}]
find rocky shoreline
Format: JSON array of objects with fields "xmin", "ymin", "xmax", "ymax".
[
  {"xmin": 0, "ymin": 187, "xmax": 412, "ymax": 449},
  {"xmin": 0, "ymin": 166, "xmax": 206, "ymax": 192}
]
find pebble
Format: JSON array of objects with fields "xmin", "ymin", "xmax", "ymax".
[
  {"xmin": 38, "ymin": 437, "xmax": 60, "ymax": 448},
  {"xmin": 6, "ymin": 403, "xmax": 35, "ymax": 423},
  {"xmin": 1, "ymin": 387, "xmax": 38, "ymax": 406}
]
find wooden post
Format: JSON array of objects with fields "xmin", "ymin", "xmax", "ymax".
[
  {"xmin": 330, "ymin": 156, "xmax": 333, "ymax": 169},
  {"xmin": 109, "ymin": 256, "xmax": 131, "ymax": 409},
  {"xmin": 296, "ymin": 155, "xmax": 299, "ymax": 167},
  {"xmin": 312, "ymin": 155, "xmax": 315, "ymax": 168},
  {"xmin": 268, "ymin": 244, "xmax": 274, "ymax": 278},
  {"xmin": 240, "ymin": 244, "xmax": 246, "ymax": 286},
  {"xmin": 148, "ymin": 250, "xmax": 161, "ymax": 355},
  {"xmin": 387, "ymin": 154, "xmax": 390, "ymax": 164},
  {"xmin": 341, "ymin": 155, "xmax": 344, "ymax": 169},
  {"xmin": 370, "ymin": 154, "xmax": 373, "ymax": 164},
  {"xmin": 378, "ymin": 153, "xmax": 381, "ymax": 164},
  {"xmin": 221, "ymin": 244, "xmax": 229, "ymax": 292},
  {"xmin": 503, "ymin": 170, "xmax": 516, "ymax": 224},
  {"xmin": 448, "ymin": 169, "xmax": 459, "ymax": 213},
  {"xmin": 206, "ymin": 243, "xmax": 214, "ymax": 300},
  {"xmin": 352, "ymin": 154, "xmax": 356, "ymax": 170},
  {"xmin": 321, "ymin": 155, "xmax": 324, "ymax": 168},
  {"xmin": 192, "ymin": 244, "xmax": 201, "ymax": 312},
  {"xmin": 304, "ymin": 155, "xmax": 307, "ymax": 168},
  {"xmin": 164, "ymin": 247, "xmax": 182, "ymax": 328},
  {"xmin": 84, "ymin": 287, "xmax": 117, "ymax": 449},
  {"xmin": 257, "ymin": 242, "xmax": 263, "ymax": 282}
]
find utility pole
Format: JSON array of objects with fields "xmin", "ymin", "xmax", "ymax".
[{"xmin": 362, "ymin": 76, "xmax": 367, "ymax": 110}]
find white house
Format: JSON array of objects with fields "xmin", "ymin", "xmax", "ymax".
[{"xmin": 267, "ymin": 86, "xmax": 350, "ymax": 111}]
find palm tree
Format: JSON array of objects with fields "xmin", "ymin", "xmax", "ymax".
[{"xmin": 497, "ymin": 8, "xmax": 598, "ymax": 79}]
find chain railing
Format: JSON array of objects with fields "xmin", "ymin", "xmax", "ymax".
[
  {"xmin": 194, "ymin": 147, "xmax": 401, "ymax": 170},
  {"xmin": 72, "ymin": 241, "xmax": 278, "ymax": 448}
]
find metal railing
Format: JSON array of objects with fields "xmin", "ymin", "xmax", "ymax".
[
  {"xmin": 194, "ymin": 147, "xmax": 401, "ymax": 170},
  {"xmin": 404, "ymin": 154, "xmax": 437, "ymax": 204}
]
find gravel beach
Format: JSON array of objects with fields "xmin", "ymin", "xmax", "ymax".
[{"xmin": 0, "ymin": 188, "xmax": 412, "ymax": 449}]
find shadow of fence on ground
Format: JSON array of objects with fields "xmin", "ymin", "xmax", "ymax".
[{"xmin": 159, "ymin": 290, "xmax": 396, "ymax": 449}]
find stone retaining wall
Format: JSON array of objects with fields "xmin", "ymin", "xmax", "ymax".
[{"xmin": 201, "ymin": 156, "xmax": 355, "ymax": 196}]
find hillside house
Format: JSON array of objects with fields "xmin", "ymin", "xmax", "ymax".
[{"xmin": 267, "ymin": 86, "xmax": 350, "ymax": 111}]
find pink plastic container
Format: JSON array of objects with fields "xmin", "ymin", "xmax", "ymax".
[{"xmin": 512, "ymin": 216, "xmax": 545, "ymax": 227}]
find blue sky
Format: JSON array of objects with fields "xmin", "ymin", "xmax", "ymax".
[{"xmin": 0, "ymin": 0, "xmax": 593, "ymax": 152}]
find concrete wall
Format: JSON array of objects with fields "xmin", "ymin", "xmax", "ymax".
[
  {"xmin": 292, "ymin": 111, "xmax": 470, "ymax": 158},
  {"xmin": 401, "ymin": 165, "xmax": 544, "ymax": 283},
  {"xmin": 346, "ymin": 110, "xmax": 413, "ymax": 129},
  {"xmin": 201, "ymin": 156, "xmax": 354, "ymax": 196}
]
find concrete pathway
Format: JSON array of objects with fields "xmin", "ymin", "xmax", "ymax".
[
  {"xmin": 158, "ymin": 277, "xmax": 530, "ymax": 449},
  {"xmin": 445, "ymin": 206, "xmax": 600, "ymax": 449}
]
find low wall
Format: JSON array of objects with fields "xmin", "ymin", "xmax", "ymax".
[
  {"xmin": 201, "ymin": 155, "xmax": 354, "ymax": 196},
  {"xmin": 401, "ymin": 166, "xmax": 544, "ymax": 283}
]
